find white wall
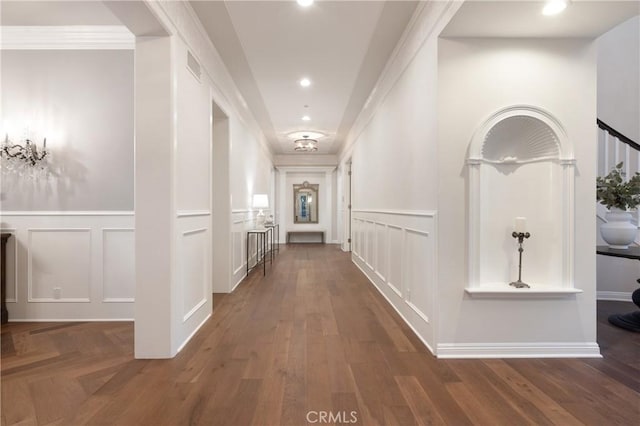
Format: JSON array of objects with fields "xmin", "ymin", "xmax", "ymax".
[
  {"xmin": 0, "ymin": 40, "xmax": 135, "ymax": 322},
  {"xmin": 126, "ymin": 1, "xmax": 274, "ymax": 357},
  {"xmin": 276, "ymin": 167, "xmax": 336, "ymax": 244},
  {"xmin": 1, "ymin": 49, "xmax": 134, "ymax": 211},
  {"xmin": 339, "ymin": 1, "xmax": 461, "ymax": 353},
  {"xmin": 597, "ymin": 16, "xmax": 640, "ymax": 143},
  {"xmin": 437, "ymin": 38, "xmax": 599, "ymax": 357}
]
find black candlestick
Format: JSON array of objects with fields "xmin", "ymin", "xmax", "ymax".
[{"xmin": 510, "ymin": 231, "xmax": 531, "ymax": 288}]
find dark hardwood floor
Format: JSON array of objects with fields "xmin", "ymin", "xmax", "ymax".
[{"xmin": 1, "ymin": 245, "xmax": 639, "ymax": 425}]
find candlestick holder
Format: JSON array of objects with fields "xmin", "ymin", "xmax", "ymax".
[{"xmin": 510, "ymin": 231, "xmax": 531, "ymax": 288}]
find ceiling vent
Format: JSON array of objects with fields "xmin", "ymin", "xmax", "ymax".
[{"xmin": 187, "ymin": 50, "xmax": 201, "ymax": 82}]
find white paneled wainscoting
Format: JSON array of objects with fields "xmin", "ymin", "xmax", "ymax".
[
  {"xmin": 351, "ymin": 209, "xmax": 438, "ymax": 354},
  {"xmin": 0, "ymin": 212, "xmax": 134, "ymax": 321}
]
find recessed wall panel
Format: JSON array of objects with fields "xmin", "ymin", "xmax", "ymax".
[
  {"xmin": 181, "ymin": 229, "xmax": 207, "ymax": 320},
  {"xmin": 388, "ymin": 225, "xmax": 403, "ymax": 296},
  {"xmin": 29, "ymin": 229, "xmax": 91, "ymax": 301},
  {"xmin": 375, "ymin": 223, "xmax": 386, "ymax": 279},
  {"xmin": 405, "ymin": 229, "xmax": 431, "ymax": 323},
  {"xmin": 103, "ymin": 229, "xmax": 134, "ymax": 302}
]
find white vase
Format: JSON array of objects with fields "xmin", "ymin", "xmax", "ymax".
[{"xmin": 600, "ymin": 208, "xmax": 638, "ymax": 249}]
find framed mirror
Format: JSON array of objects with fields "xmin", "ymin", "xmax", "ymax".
[{"xmin": 293, "ymin": 181, "xmax": 319, "ymax": 224}]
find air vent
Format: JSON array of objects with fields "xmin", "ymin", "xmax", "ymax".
[{"xmin": 187, "ymin": 50, "xmax": 201, "ymax": 82}]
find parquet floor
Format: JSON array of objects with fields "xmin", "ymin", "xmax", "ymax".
[{"xmin": 1, "ymin": 244, "xmax": 639, "ymax": 425}]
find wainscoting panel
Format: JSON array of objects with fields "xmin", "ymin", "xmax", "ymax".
[
  {"xmin": 352, "ymin": 210, "xmax": 437, "ymax": 353},
  {"xmin": 180, "ymin": 228, "xmax": 208, "ymax": 321},
  {"xmin": 231, "ymin": 210, "xmax": 262, "ymax": 290},
  {"xmin": 102, "ymin": 229, "xmax": 135, "ymax": 302},
  {"xmin": 28, "ymin": 229, "xmax": 92, "ymax": 302},
  {"xmin": 388, "ymin": 225, "xmax": 403, "ymax": 297},
  {"xmin": 0, "ymin": 213, "xmax": 134, "ymax": 320},
  {"xmin": 375, "ymin": 223, "xmax": 386, "ymax": 281}
]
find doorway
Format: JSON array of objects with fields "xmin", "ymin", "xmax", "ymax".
[{"xmin": 211, "ymin": 101, "xmax": 231, "ymax": 299}]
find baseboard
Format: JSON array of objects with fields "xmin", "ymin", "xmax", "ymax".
[
  {"xmin": 8, "ymin": 318, "xmax": 134, "ymax": 322},
  {"xmin": 176, "ymin": 312, "xmax": 211, "ymax": 354},
  {"xmin": 597, "ymin": 291, "xmax": 632, "ymax": 302},
  {"xmin": 436, "ymin": 342, "xmax": 602, "ymax": 359},
  {"xmin": 352, "ymin": 256, "xmax": 436, "ymax": 356}
]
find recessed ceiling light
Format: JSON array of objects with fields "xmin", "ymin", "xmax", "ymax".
[
  {"xmin": 300, "ymin": 78, "xmax": 311, "ymax": 87},
  {"xmin": 287, "ymin": 130, "xmax": 325, "ymax": 140},
  {"xmin": 297, "ymin": 0, "xmax": 314, "ymax": 7},
  {"xmin": 542, "ymin": 0, "xmax": 567, "ymax": 16},
  {"xmin": 302, "ymin": 115, "xmax": 311, "ymax": 121}
]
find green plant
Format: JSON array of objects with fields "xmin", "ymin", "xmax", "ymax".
[{"xmin": 596, "ymin": 162, "xmax": 640, "ymax": 210}]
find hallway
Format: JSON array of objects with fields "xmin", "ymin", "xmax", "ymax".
[{"xmin": 1, "ymin": 245, "xmax": 639, "ymax": 425}]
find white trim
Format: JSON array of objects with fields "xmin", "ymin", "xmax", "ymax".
[
  {"xmin": 436, "ymin": 342, "xmax": 601, "ymax": 359},
  {"xmin": 352, "ymin": 209, "xmax": 436, "ymax": 217},
  {"xmin": 1, "ymin": 26, "xmax": 135, "ymax": 50},
  {"xmin": 464, "ymin": 287, "xmax": 583, "ymax": 297},
  {"xmin": 177, "ymin": 210, "xmax": 211, "ymax": 218},
  {"xmin": 183, "ymin": 298, "xmax": 207, "ymax": 322},
  {"xmin": 275, "ymin": 166, "xmax": 336, "ymax": 174},
  {"xmin": 353, "ymin": 259, "xmax": 435, "ymax": 355},
  {"xmin": 0, "ymin": 211, "xmax": 134, "ymax": 216},
  {"xmin": 8, "ymin": 318, "xmax": 134, "ymax": 322},
  {"xmin": 101, "ymin": 228, "xmax": 135, "ymax": 303},
  {"xmin": 176, "ymin": 312, "xmax": 211, "ymax": 354},
  {"xmin": 103, "ymin": 298, "xmax": 135, "ymax": 303},
  {"xmin": 27, "ymin": 228, "xmax": 92, "ymax": 303},
  {"xmin": 597, "ymin": 291, "xmax": 632, "ymax": 302}
]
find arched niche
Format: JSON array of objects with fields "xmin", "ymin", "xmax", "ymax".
[{"xmin": 466, "ymin": 106, "xmax": 579, "ymax": 296}]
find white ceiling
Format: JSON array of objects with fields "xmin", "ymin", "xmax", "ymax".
[
  {"xmin": 191, "ymin": 0, "xmax": 418, "ymax": 155},
  {"xmin": 2, "ymin": 0, "xmax": 637, "ymax": 157},
  {"xmin": 441, "ymin": 0, "xmax": 640, "ymax": 38},
  {"xmin": 0, "ymin": 1, "xmax": 121, "ymax": 26}
]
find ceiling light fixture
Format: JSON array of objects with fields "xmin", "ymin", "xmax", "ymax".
[
  {"xmin": 302, "ymin": 115, "xmax": 311, "ymax": 121},
  {"xmin": 300, "ymin": 78, "xmax": 311, "ymax": 87},
  {"xmin": 287, "ymin": 130, "xmax": 325, "ymax": 140},
  {"xmin": 297, "ymin": 0, "xmax": 314, "ymax": 7},
  {"xmin": 542, "ymin": 0, "xmax": 568, "ymax": 16},
  {"xmin": 294, "ymin": 135, "xmax": 318, "ymax": 152}
]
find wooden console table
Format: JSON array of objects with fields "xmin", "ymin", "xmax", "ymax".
[
  {"xmin": 286, "ymin": 230, "xmax": 324, "ymax": 244},
  {"xmin": 597, "ymin": 245, "xmax": 640, "ymax": 332},
  {"xmin": 1, "ymin": 233, "xmax": 12, "ymax": 324}
]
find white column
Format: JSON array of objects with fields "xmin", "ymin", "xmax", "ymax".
[{"xmin": 134, "ymin": 36, "xmax": 175, "ymax": 358}]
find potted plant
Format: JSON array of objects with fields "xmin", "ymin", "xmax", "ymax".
[{"xmin": 596, "ymin": 162, "xmax": 640, "ymax": 249}]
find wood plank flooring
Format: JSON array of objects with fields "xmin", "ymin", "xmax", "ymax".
[{"xmin": 1, "ymin": 244, "xmax": 639, "ymax": 425}]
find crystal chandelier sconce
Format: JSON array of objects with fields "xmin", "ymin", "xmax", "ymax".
[
  {"xmin": 0, "ymin": 133, "xmax": 49, "ymax": 177},
  {"xmin": 294, "ymin": 135, "xmax": 318, "ymax": 152}
]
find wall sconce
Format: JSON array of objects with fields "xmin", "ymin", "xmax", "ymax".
[
  {"xmin": 0, "ymin": 133, "xmax": 49, "ymax": 177},
  {"xmin": 253, "ymin": 194, "xmax": 269, "ymax": 229}
]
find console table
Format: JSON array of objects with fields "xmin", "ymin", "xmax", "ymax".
[
  {"xmin": 1, "ymin": 233, "xmax": 12, "ymax": 324},
  {"xmin": 265, "ymin": 223, "xmax": 280, "ymax": 253},
  {"xmin": 597, "ymin": 245, "xmax": 640, "ymax": 332},
  {"xmin": 287, "ymin": 230, "xmax": 324, "ymax": 244},
  {"xmin": 247, "ymin": 228, "xmax": 273, "ymax": 276}
]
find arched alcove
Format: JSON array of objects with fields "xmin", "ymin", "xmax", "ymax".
[{"xmin": 466, "ymin": 106, "xmax": 579, "ymax": 295}]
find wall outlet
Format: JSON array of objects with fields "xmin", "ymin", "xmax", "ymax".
[{"xmin": 53, "ymin": 287, "xmax": 62, "ymax": 300}]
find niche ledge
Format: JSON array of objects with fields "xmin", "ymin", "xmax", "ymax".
[{"xmin": 465, "ymin": 286, "xmax": 583, "ymax": 298}]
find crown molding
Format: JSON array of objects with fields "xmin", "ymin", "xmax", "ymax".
[{"xmin": 1, "ymin": 26, "xmax": 134, "ymax": 50}]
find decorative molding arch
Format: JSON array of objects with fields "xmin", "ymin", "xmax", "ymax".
[
  {"xmin": 466, "ymin": 105, "xmax": 577, "ymax": 296},
  {"xmin": 468, "ymin": 105, "xmax": 574, "ymax": 164}
]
